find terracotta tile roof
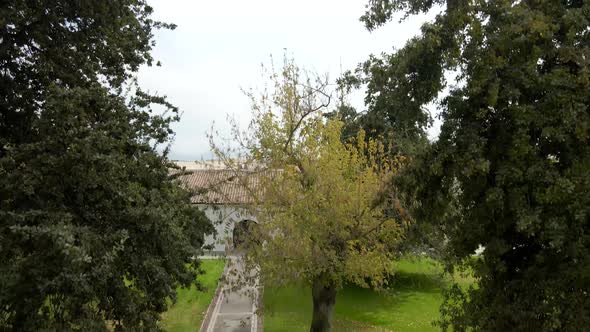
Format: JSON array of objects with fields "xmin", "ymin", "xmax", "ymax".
[{"xmin": 175, "ymin": 169, "xmax": 265, "ymax": 205}]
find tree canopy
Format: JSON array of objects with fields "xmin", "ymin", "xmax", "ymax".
[
  {"xmin": 0, "ymin": 1, "xmax": 212, "ymax": 330},
  {"xmin": 211, "ymin": 57, "xmax": 406, "ymax": 332},
  {"xmin": 361, "ymin": 0, "xmax": 590, "ymax": 331}
]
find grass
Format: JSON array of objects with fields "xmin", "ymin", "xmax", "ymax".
[
  {"xmin": 263, "ymin": 257, "xmax": 475, "ymax": 332},
  {"xmin": 159, "ymin": 259, "xmax": 225, "ymax": 332}
]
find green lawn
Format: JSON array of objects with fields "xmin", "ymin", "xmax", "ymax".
[
  {"xmin": 263, "ymin": 257, "xmax": 475, "ymax": 332},
  {"xmin": 160, "ymin": 259, "xmax": 225, "ymax": 332}
]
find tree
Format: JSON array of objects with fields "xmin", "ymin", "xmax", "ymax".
[
  {"xmin": 323, "ymin": 102, "xmax": 363, "ymax": 142},
  {"xmin": 0, "ymin": 1, "xmax": 213, "ymax": 330},
  {"xmin": 362, "ymin": 0, "xmax": 590, "ymax": 331},
  {"xmin": 211, "ymin": 57, "xmax": 406, "ymax": 332},
  {"xmin": 338, "ymin": 47, "xmax": 433, "ymax": 156}
]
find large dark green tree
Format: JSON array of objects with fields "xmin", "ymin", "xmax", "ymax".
[
  {"xmin": 0, "ymin": 1, "xmax": 212, "ymax": 330},
  {"xmin": 362, "ymin": 0, "xmax": 590, "ymax": 331}
]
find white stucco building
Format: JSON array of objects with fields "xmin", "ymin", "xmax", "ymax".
[{"xmin": 175, "ymin": 163, "xmax": 260, "ymax": 255}]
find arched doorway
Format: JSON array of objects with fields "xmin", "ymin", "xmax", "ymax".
[{"xmin": 232, "ymin": 220, "xmax": 252, "ymax": 250}]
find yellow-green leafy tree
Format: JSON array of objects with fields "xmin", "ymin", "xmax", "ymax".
[{"xmin": 210, "ymin": 57, "xmax": 406, "ymax": 332}]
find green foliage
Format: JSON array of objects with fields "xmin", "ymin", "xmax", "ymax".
[
  {"xmin": 0, "ymin": 1, "xmax": 212, "ymax": 330},
  {"xmin": 323, "ymin": 103, "xmax": 363, "ymax": 143},
  {"xmin": 250, "ymin": 120, "xmax": 402, "ymax": 290},
  {"xmin": 342, "ymin": 0, "xmax": 469, "ymax": 155},
  {"xmin": 0, "ymin": 0, "xmax": 175, "ymax": 145},
  {"xmin": 339, "ymin": 47, "xmax": 434, "ymax": 155},
  {"xmin": 363, "ymin": 0, "xmax": 590, "ymax": 331}
]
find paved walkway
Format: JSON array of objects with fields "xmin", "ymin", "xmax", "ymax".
[{"xmin": 203, "ymin": 256, "xmax": 259, "ymax": 332}]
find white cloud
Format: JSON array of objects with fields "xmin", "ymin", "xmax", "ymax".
[{"xmin": 138, "ymin": 0, "xmax": 440, "ymax": 160}]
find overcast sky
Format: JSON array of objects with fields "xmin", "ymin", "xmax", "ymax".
[{"xmin": 138, "ymin": 0, "xmax": 440, "ymax": 161}]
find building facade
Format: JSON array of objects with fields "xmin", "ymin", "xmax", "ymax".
[{"xmin": 175, "ymin": 166, "xmax": 259, "ymax": 255}]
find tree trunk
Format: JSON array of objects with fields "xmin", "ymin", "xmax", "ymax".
[{"xmin": 310, "ymin": 278, "xmax": 337, "ymax": 332}]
